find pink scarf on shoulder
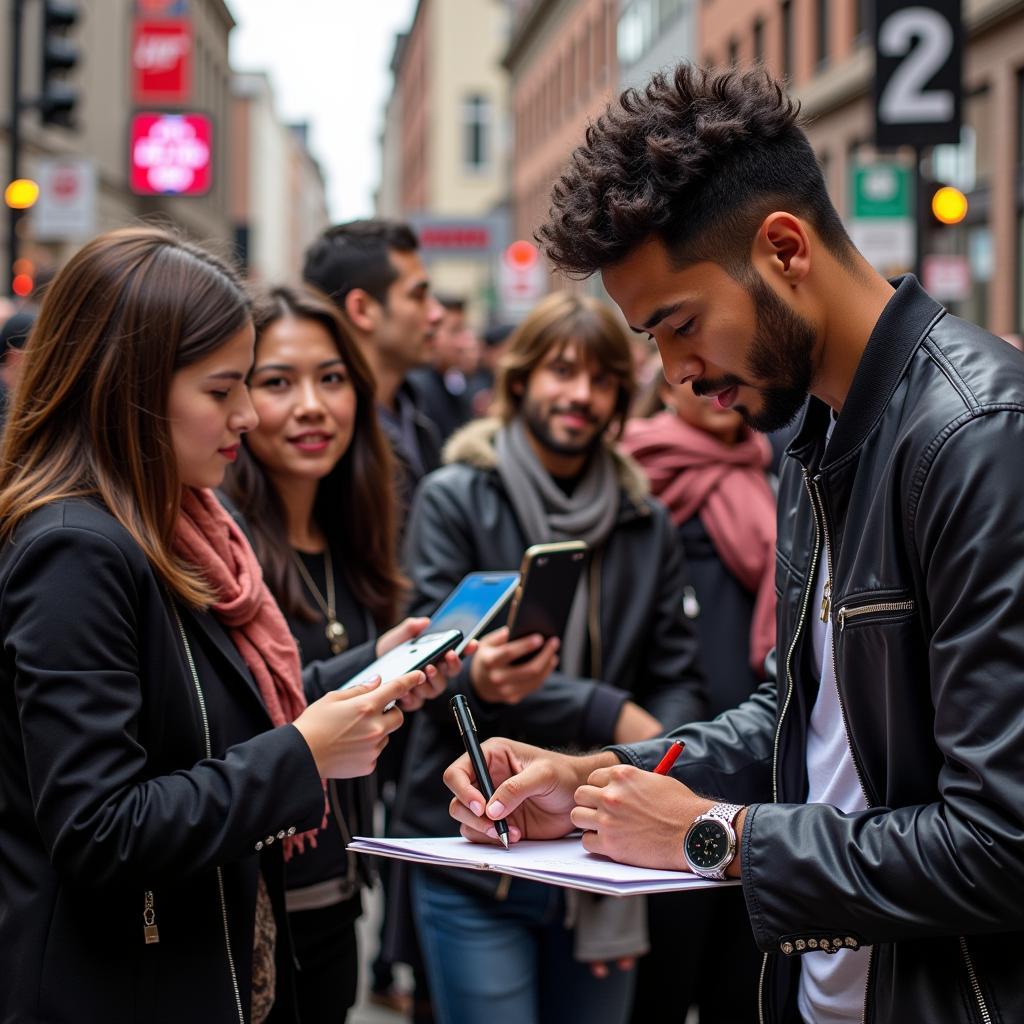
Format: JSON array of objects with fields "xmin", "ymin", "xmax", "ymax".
[
  {"xmin": 621, "ymin": 412, "xmax": 777, "ymax": 679},
  {"xmin": 173, "ymin": 487, "xmax": 324, "ymax": 856}
]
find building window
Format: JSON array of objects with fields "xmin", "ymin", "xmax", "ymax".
[
  {"xmin": 780, "ymin": 0, "xmax": 793, "ymax": 81},
  {"xmin": 753, "ymin": 17, "xmax": 764, "ymax": 65},
  {"xmin": 816, "ymin": 0, "xmax": 829, "ymax": 70},
  {"xmin": 463, "ymin": 94, "xmax": 490, "ymax": 173}
]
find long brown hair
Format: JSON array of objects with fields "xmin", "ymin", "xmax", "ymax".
[
  {"xmin": 0, "ymin": 226, "xmax": 251, "ymax": 606},
  {"xmin": 493, "ymin": 291, "xmax": 636, "ymax": 438},
  {"xmin": 222, "ymin": 285, "xmax": 405, "ymax": 630}
]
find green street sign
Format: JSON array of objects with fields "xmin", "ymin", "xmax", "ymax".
[{"xmin": 851, "ymin": 164, "xmax": 913, "ymax": 219}]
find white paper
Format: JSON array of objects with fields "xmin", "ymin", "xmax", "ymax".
[{"xmin": 348, "ymin": 834, "xmax": 740, "ymax": 897}]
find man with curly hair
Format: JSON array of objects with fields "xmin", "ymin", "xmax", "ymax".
[{"xmin": 445, "ymin": 64, "xmax": 1024, "ymax": 1024}]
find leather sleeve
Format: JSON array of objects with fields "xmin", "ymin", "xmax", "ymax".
[
  {"xmin": 3, "ymin": 525, "xmax": 326, "ymax": 888},
  {"xmin": 627, "ymin": 502, "xmax": 709, "ymax": 730},
  {"xmin": 741, "ymin": 410, "xmax": 1024, "ymax": 951},
  {"xmin": 609, "ymin": 673, "xmax": 776, "ymax": 804}
]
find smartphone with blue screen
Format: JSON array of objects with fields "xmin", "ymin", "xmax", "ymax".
[{"xmin": 427, "ymin": 571, "xmax": 521, "ymax": 654}]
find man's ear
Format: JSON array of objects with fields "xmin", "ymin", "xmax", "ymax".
[
  {"xmin": 343, "ymin": 288, "xmax": 381, "ymax": 334},
  {"xmin": 752, "ymin": 212, "xmax": 811, "ymax": 286}
]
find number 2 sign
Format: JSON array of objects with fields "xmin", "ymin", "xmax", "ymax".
[{"xmin": 874, "ymin": 0, "xmax": 962, "ymax": 148}]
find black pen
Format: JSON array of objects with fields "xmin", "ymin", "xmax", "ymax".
[{"xmin": 450, "ymin": 694, "xmax": 510, "ymax": 849}]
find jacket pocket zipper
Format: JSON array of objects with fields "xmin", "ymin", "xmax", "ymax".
[
  {"xmin": 959, "ymin": 936, "xmax": 992, "ymax": 1024},
  {"xmin": 837, "ymin": 599, "xmax": 915, "ymax": 632},
  {"xmin": 171, "ymin": 602, "xmax": 247, "ymax": 1024}
]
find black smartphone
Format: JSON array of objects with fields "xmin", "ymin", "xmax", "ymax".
[
  {"xmin": 506, "ymin": 541, "xmax": 588, "ymax": 650},
  {"xmin": 338, "ymin": 629, "xmax": 463, "ymax": 710}
]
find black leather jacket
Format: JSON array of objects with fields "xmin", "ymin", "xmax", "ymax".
[
  {"xmin": 614, "ymin": 277, "xmax": 1024, "ymax": 1024},
  {"xmin": 393, "ymin": 419, "xmax": 707, "ymax": 893}
]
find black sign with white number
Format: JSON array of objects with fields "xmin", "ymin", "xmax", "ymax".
[{"xmin": 874, "ymin": 0, "xmax": 962, "ymax": 148}]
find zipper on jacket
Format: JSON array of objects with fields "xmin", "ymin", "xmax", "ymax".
[
  {"xmin": 172, "ymin": 603, "xmax": 247, "ymax": 1024},
  {"xmin": 760, "ymin": 468, "xmax": 823, "ymax": 1024},
  {"xmin": 959, "ymin": 936, "xmax": 992, "ymax": 1024},
  {"xmin": 143, "ymin": 889, "xmax": 160, "ymax": 944},
  {"xmin": 837, "ymin": 599, "xmax": 915, "ymax": 632},
  {"xmin": 811, "ymin": 476, "xmax": 875, "ymax": 1024}
]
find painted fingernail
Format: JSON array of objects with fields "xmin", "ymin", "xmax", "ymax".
[
  {"xmin": 470, "ymin": 800, "xmax": 483, "ymax": 816},
  {"xmin": 486, "ymin": 827, "xmax": 498, "ymax": 839},
  {"xmin": 510, "ymin": 826, "xmax": 521, "ymax": 842},
  {"xmin": 488, "ymin": 800, "xmax": 506, "ymax": 817}
]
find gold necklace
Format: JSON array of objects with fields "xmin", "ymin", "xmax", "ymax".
[{"xmin": 292, "ymin": 547, "xmax": 348, "ymax": 655}]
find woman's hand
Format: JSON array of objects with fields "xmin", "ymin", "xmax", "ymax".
[
  {"xmin": 293, "ymin": 673, "xmax": 424, "ymax": 778},
  {"xmin": 444, "ymin": 737, "xmax": 617, "ymax": 845},
  {"xmin": 375, "ymin": 616, "xmax": 478, "ymax": 711}
]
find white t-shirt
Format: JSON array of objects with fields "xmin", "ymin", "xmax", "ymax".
[{"xmin": 797, "ymin": 420, "xmax": 872, "ymax": 1023}]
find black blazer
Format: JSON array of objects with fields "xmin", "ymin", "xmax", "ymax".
[{"xmin": 0, "ymin": 498, "xmax": 326, "ymax": 1023}]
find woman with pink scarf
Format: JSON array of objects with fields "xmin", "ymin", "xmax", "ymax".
[{"xmin": 0, "ymin": 228, "xmax": 444, "ymax": 1024}]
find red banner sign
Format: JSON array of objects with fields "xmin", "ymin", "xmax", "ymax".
[
  {"xmin": 133, "ymin": 20, "xmax": 191, "ymax": 103},
  {"xmin": 130, "ymin": 113, "xmax": 212, "ymax": 196}
]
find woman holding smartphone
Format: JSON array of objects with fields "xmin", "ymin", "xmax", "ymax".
[
  {"xmin": 222, "ymin": 284, "xmax": 453, "ymax": 1022},
  {"xmin": 0, "ymin": 228, "xmax": 437, "ymax": 1024}
]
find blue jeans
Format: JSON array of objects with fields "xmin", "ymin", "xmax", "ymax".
[{"xmin": 410, "ymin": 867, "xmax": 635, "ymax": 1024}]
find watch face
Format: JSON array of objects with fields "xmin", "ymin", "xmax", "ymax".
[{"xmin": 685, "ymin": 819, "xmax": 730, "ymax": 870}]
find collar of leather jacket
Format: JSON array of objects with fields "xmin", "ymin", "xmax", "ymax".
[
  {"xmin": 787, "ymin": 275, "xmax": 946, "ymax": 473},
  {"xmin": 441, "ymin": 415, "xmax": 652, "ymax": 515}
]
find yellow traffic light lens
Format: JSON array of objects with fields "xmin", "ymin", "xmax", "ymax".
[
  {"xmin": 931, "ymin": 186, "xmax": 968, "ymax": 225},
  {"xmin": 4, "ymin": 178, "xmax": 40, "ymax": 210}
]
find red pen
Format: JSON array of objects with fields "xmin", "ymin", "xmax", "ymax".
[{"xmin": 653, "ymin": 740, "xmax": 685, "ymax": 775}]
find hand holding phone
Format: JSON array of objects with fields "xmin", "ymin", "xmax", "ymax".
[{"xmin": 339, "ymin": 629, "xmax": 463, "ymax": 711}]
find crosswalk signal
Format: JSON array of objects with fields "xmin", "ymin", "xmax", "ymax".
[{"xmin": 40, "ymin": 1, "xmax": 81, "ymax": 128}]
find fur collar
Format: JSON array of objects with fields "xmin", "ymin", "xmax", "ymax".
[{"xmin": 442, "ymin": 417, "xmax": 650, "ymax": 506}]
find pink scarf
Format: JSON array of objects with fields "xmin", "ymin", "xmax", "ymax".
[
  {"xmin": 621, "ymin": 412, "xmax": 777, "ymax": 679},
  {"xmin": 173, "ymin": 487, "xmax": 324, "ymax": 856}
]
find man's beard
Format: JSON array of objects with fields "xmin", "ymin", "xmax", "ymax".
[
  {"xmin": 521, "ymin": 398, "xmax": 608, "ymax": 460},
  {"xmin": 693, "ymin": 274, "xmax": 816, "ymax": 434}
]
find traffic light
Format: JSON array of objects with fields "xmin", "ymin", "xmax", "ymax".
[
  {"xmin": 504, "ymin": 240, "xmax": 539, "ymax": 269},
  {"xmin": 40, "ymin": 1, "xmax": 81, "ymax": 128},
  {"xmin": 4, "ymin": 178, "xmax": 40, "ymax": 210},
  {"xmin": 928, "ymin": 183, "xmax": 968, "ymax": 226},
  {"xmin": 11, "ymin": 259, "xmax": 35, "ymax": 298}
]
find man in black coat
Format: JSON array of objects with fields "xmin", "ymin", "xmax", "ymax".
[
  {"xmin": 303, "ymin": 219, "xmax": 444, "ymax": 530},
  {"xmin": 394, "ymin": 290, "xmax": 708, "ymax": 1023},
  {"xmin": 445, "ymin": 64, "xmax": 1024, "ymax": 1024}
]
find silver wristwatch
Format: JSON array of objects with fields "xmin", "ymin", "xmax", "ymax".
[{"xmin": 683, "ymin": 802, "xmax": 743, "ymax": 879}]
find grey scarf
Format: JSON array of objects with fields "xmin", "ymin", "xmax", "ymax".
[
  {"xmin": 495, "ymin": 417, "xmax": 620, "ymax": 676},
  {"xmin": 496, "ymin": 418, "xmax": 648, "ymax": 961}
]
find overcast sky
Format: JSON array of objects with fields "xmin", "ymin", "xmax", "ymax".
[{"xmin": 227, "ymin": 0, "xmax": 417, "ymax": 222}]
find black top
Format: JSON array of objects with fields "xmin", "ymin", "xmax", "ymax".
[
  {"xmin": 284, "ymin": 546, "xmax": 373, "ymax": 916},
  {"xmin": 289, "ymin": 548, "xmax": 369, "ymax": 664}
]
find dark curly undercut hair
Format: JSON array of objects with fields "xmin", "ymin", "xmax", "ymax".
[{"xmin": 538, "ymin": 64, "xmax": 855, "ymax": 279}]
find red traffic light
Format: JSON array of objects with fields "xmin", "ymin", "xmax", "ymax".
[{"xmin": 505, "ymin": 240, "xmax": 539, "ymax": 270}]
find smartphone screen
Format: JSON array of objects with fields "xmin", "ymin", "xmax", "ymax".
[{"xmin": 428, "ymin": 572, "xmax": 520, "ymax": 652}]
